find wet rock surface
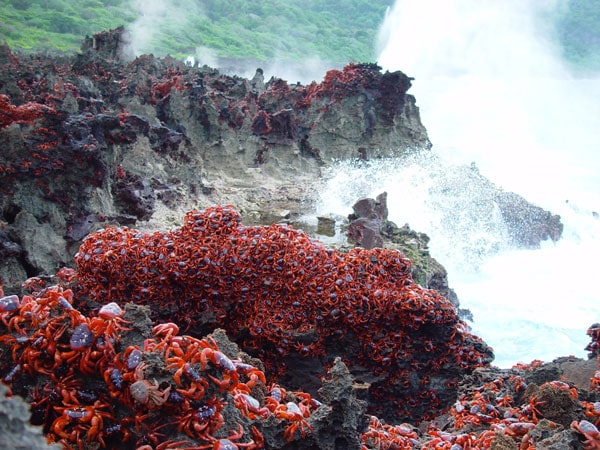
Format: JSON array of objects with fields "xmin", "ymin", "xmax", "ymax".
[{"xmin": 347, "ymin": 192, "xmax": 462, "ymax": 311}]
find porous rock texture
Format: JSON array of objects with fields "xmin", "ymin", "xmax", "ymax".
[{"xmin": 0, "ymin": 27, "xmax": 429, "ymax": 293}]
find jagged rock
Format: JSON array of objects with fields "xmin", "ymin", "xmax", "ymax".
[
  {"xmin": 495, "ymin": 191, "xmax": 563, "ymax": 247},
  {"xmin": 311, "ymin": 358, "xmax": 368, "ymax": 449},
  {"xmin": 0, "ymin": 29, "xmax": 564, "ymax": 300},
  {"xmin": 250, "ymin": 68, "xmax": 265, "ymax": 94},
  {"xmin": 586, "ymin": 323, "xmax": 600, "ymax": 359},
  {"xmin": 0, "ymin": 229, "xmax": 22, "ymax": 259},
  {"xmin": 80, "ymin": 25, "xmax": 127, "ymax": 61},
  {"xmin": 12, "ymin": 210, "xmax": 70, "ymax": 275},
  {"xmin": 347, "ymin": 192, "xmax": 388, "ymax": 249},
  {"xmin": 347, "ymin": 192, "xmax": 462, "ymax": 309},
  {"xmin": 0, "ymin": 221, "xmax": 28, "ymax": 294},
  {"xmin": 0, "ymin": 383, "xmax": 57, "ymax": 450},
  {"xmin": 112, "ymin": 173, "xmax": 156, "ymax": 221},
  {"xmin": 0, "ymin": 34, "xmax": 432, "ymax": 291}
]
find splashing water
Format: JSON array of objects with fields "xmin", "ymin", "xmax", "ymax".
[{"xmin": 315, "ymin": 0, "xmax": 600, "ymax": 367}]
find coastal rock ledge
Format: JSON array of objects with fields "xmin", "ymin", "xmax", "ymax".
[{"xmin": 0, "ymin": 27, "xmax": 561, "ymax": 294}]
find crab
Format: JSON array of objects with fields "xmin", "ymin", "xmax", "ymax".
[
  {"xmin": 88, "ymin": 302, "xmax": 131, "ymax": 343},
  {"xmin": 51, "ymin": 403, "xmax": 112, "ymax": 446},
  {"xmin": 233, "ymin": 393, "xmax": 270, "ymax": 420},
  {"xmin": 129, "ymin": 362, "xmax": 171, "ymax": 409},
  {"xmin": 275, "ymin": 401, "xmax": 313, "ymax": 442},
  {"xmin": 195, "ymin": 424, "xmax": 264, "ymax": 450},
  {"xmin": 584, "ymin": 401, "xmax": 600, "ymax": 427},
  {"xmin": 572, "ymin": 420, "xmax": 600, "ymax": 449},
  {"xmin": 197, "ymin": 337, "xmax": 239, "ymax": 390}
]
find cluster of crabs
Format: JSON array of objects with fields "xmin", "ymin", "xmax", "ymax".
[
  {"xmin": 2, "ymin": 280, "xmax": 600, "ymax": 449},
  {"xmin": 0, "ymin": 284, "xmax": 321, "ymax": 449},
  {"xmin": 73, "ymin": 205, "xmax": 492, "ymax": 421}
]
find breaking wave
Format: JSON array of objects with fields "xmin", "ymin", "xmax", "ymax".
[{"xmin": 315, "ymin": 0, "xmax": 600, "ymax": 367}]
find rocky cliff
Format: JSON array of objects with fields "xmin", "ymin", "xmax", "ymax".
[
  {"xmin": 0, "ymin": 27, "xmax": 563, "ymax": 297},
  {"xmin": 0, "ymin": 27, "xmax": 434, "ymax": 292}
]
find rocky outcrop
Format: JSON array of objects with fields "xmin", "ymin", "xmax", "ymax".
[
  {"xmin": 0, "ymin": 383, "xmax": 56, "ymax": 450},
  {"xmin": 0, "ymin": 27, "xmax": 591, "ymax": 449},
  {"xmin": 0, "ymin": 281, "xmax": 598, "ymax": 449},
  {"xmin": 495, "ymin": 191, "xmax": 563, "ymax": 247},
  {"xmin": 347, "ymin": 192, "xmax": 389, "ymax": 250},
  {"xmin": 0, "ymin": 28, "xmax": 430, "ymax": 293},
  {"xmin": 346, "ymin": 192, "xmax": 462, "ymax": 310},
  {"xmin": 72, "ymin": 205, "xmax": 494, "ymax": 422}
]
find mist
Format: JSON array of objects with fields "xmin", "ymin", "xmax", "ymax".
[
  {"xmin": 376, "ymin": 0, "xmax": 600, "ymax": 207},
  {"xmin": 122, "ymin": 0, "xmax": 205, "ymax": 59},
  {"xmin": 121, "ymin": 0, "xmax": 336, "ymax": 85},
  {"xmin": 358, "ymin": 0, "xmax": 600, "ymax": 367}
]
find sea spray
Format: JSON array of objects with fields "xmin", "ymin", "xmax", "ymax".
[
  {"xmin": 315, "ymin": 149, "xmax": 600, "ymax": 367},
  {"xmin": 314, "ymin": 0, "xmax": 600, "ymax": 367}
]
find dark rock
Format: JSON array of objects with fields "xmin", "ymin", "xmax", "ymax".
[
  {"xmin": 112, "ymin": 173, "xmax": 155, "ymax": 221},
  {"xmin": 586, "ymin": 323, "xmax": 600, "ymax": 359},
  {"xmin": 148, "ymin": 124, "xmax": 186, "ymax": 154},
  {"xmin": 80, "ymin": 26, "xmax": 127, "ymax": 61},
  {"xmin": 65, "ymin": 214, "xmax": 101, "ymax": 242},
  {"xmin": 531, "ymin": 383, "xmax": 578, "ymax": 427},
  {"xmin": 347, "ymin": 192, "xmax": 388, "ymax": 249},
  {"xmin": 347, "ymin": 192, "xmax": 462, "ymax": 311},
  {"xmin": 0, "ymin": 230, "xmax": 22, "ymax": 258},
  {"xmin": 495, "ymin": 191, "xmax": 563, "ymax": 247},
  {"xmin": 0, "ymin": 39, "xmax": 433, "ymax": 291},
  {"xmin": 311, "ymin": 358, "xmax": 368, "ymax": 449},
  {"xmin": 265, "ymin": 109, "xmax": 297, "ymax": 145}
]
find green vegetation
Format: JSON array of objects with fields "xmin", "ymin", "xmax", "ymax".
[
  {"xmin": 0, "ymin": 0, "xmax": 136, "ymax": 52},
  {"xmin": 1, "ymin": 0, "xmax": 599, "ymax": 72},
  {"xmin": 0, "ymin": 0, "xmax": 393, "ymax": 63}
]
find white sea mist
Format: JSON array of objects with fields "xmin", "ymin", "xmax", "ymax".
[
  {"xmin": 315, "ymin": 0, "xmax": 600, "ymax": 368},
  {"xmin": 120, "ymin": 0, "xmax": 332, "ymax": 84}
]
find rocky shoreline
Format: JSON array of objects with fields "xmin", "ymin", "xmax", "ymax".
[{"xmin": 0, "ymin": 28, "xmax": 592, "ymax": 449}]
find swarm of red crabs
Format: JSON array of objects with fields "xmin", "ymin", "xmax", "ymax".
[
  {"xmin": 0, "ymin": 285, "xmax": 317, "ymax": 449},
  {"xmin": 73, "ymin": 205, "xmax": 492, "ymax": 421},
  {"xmin": 0, "ymin": 205, "xmax": 600, "ymax": 449}
]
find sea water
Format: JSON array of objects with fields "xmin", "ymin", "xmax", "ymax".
[{"xmin": 314, "ymin": 0, "xmax": 600, "ymax": 368}]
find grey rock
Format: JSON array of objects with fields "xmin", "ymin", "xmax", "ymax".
[{"xmin": 0, "ymin": 383, "xmax": 57, "ymax": 450}]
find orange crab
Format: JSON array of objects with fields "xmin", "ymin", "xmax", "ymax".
[
  {"xmin": 275, "ymin": 401, "xmax": 313, "ymax": 442},
  {"xmin": 129, "ymin": 362, "xmax": 171, "ymax": 409},
  {"xmin": 51, "ymin": 403, "xmax": 112, "ymax": 446},
  {"xmin": 195, "ymin": 424, "xmax": 264, "ymax": 450}
]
